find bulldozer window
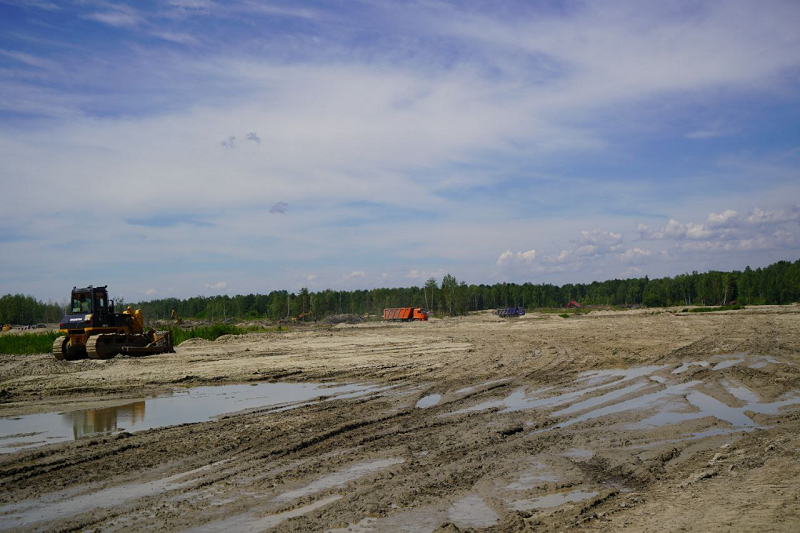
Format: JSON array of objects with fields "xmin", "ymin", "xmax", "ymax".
[{"xmin": 71, "ymin": 294, "xmax": 91, "ymax": 313}]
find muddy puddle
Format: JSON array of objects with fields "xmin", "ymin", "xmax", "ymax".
[
  {"xmin": 508, "ymin": 489, "xmax": 598, "ymax": 510},
  {"xmin": 192, "ymin": 458, "xmax": 404, "ymax": 532},
  {"xmin": 191, "ymin": 495, "xmax": 343, "ymax": 532},
  {"xmin": 416, "ymin": 394, "xmax": 441, "ymax": 408},
  {"xmin": 0, "ymin": 382, "xmax": 379, "ymax": 454},
  {"xmin": 449, "ymin": 354, "xmax": 800, "ymax": 436},
  {"xmin": 0, "ymin": 461, "xmax": 226, "ymax": 530}
]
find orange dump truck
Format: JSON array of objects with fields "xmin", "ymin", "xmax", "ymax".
[{"xmin": 383, "ymin": 307, "xmax": 429, "ymax": 321}]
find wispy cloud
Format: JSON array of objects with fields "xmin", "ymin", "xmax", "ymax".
[
  {"xmin": 0, "ymin": 1, "xmax": 799, "ymax": 300},
  {"xmin": 269, "ymin": 202, "xmax": 289, "ymax": 214},
  {"xmin": 85, "ymin": 7, "xmax": 141, "ymax": 28}
]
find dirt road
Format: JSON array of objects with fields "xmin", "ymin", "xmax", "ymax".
[{"xmin": 1, "ymin": 306, "xmax": 799, "ymax": 531}]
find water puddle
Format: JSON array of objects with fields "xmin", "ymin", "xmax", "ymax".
[
  {"xmin": 711, "ymin": 354, "xmax": 747, "ymax": 370},
  {"xmin": 748, "ymin": 356, "xmax": 786, "ymax": 369},
  {"xmin": 454, "ymin": 379, "xmax": 510, "ymax": 395},
  {"xmin": 561, "ymin": 448, "xmax": 593, "ymax": 460},
  {"xmin": 551, "ymin": 381, "xmax": 653, "ymax": 416},
  {"xmin": 506, "ymin": 462, "xmax": 560, "ymax": 489},
  {"xmin": 328, "ymin": 507, "xmax": 444, "ymax": 532},
  {"xmin": 0, "ymin": 462, "xmax": 225, "ymax": 529},
  {"xmin": 636, "ymin": 389, "xmax": 800, "ymax": 429},
  {"xmin": 0, "ymin": 382, "xmax": 380, "ymax": 454},
  {"xmin": 447, "ymin": 495, "xmax": 499, "ymax": 529},
  {"xmin": 508, "ymin": 489, "xmax": 598, "ymax": 510},
  {"xmin": 452, "ymin": 365, "xmax": 669, "ymax": 416},
  {"xmin": 276, "ymin": 458, "xmax": 404, "ymax": 501},
  {"xmin": 672, "ymin": 361, "xmax": 709, "ymax": 374},
  {"xmin": 721, "ymin": 379, "xmax": 761, "ymax": 404},
  {"xmin": 192, "ymin": 494, "xmax": 342, "ymax": 532},
  {"xmin": 416, "ymin": 394, "xmax": 441, "ymax": 408}
]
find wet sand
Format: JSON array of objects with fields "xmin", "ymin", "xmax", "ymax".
[{"xmin": 1, "ymin": 305, "xmax": 798, "ymax": 531}]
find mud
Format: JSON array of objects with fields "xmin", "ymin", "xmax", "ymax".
[{"xmin": 0, "ymin": 305, "xmax": 799, "ymax": 531}]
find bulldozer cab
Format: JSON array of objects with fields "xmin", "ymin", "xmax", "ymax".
[{"xmin": 70, "ymin": 286, "xmax": 109, "ymax": 315}]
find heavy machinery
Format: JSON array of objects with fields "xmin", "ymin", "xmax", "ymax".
[
  {"xmin": 1, "ymin": 324, "xmax": 10, "ymax": 331},
  {"xmin": 383, "ymin": 307, "xmax": 429, "ymax": 321},
  {"xmin": 292, "ymin": 310, "xmax": 314, "ymax": 322},
  {"xmin": 53, "ymin": 285, "xmax": 174, "ymax": 361},
  {"xmin": 497, "ymin": 307, "xmax": 525, "ymax": 317},
  {"xmin": 171, "ymin": 309, "xmax": 183, "ymax": 325}
]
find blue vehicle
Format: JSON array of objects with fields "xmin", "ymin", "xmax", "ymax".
[{"xmin": 497, "ymin": 307, "xmax": 525, "ymax": 317}]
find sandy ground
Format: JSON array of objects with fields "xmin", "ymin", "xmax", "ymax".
[{"xmin": 0, "ymin": 306, "xmax": 799, "ymax": 531}]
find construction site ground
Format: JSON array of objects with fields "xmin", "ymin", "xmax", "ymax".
[{"xmin": 1, "ymin": 306, "xmax": 799, "ymax": 531}]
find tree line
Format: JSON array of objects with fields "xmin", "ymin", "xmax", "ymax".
[{"xmin": 1, "ymin": 259, "xmax": 798, "ymax": 325}]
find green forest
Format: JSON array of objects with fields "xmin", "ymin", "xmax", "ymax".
[{"xmin": 1, "ymin": 259, "xmax": 798, "ymax": 325}]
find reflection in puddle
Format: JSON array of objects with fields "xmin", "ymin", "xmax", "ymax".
[
  {"xmin": 0, "ymin": 382, "xmax": 380, "ymax": 454},
  {"xmin": 276, "ymin": 458, "xmax": 404, "ymax": 501},
  {"xmin": 192, "ymin": 494, "xmax": 342, "ymax": 532},
  {"xmin": 508, "ymin": 489, "xmax": 598, "ymax": 510},
  {"xmin": 416, "ymin": 394, "xmax": 441, "ymax": 408},
  {"xmin": 69, "ymin": 401, "xmax": 146, "ymax": 439},
  {"xmin": 448, "ymin": 495, "xmax": 499, "ymax": 528}
]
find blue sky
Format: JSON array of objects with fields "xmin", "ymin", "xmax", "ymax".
[{"xmin": 1, "ymin": 0, "xmax": 799, "ymax": 302}]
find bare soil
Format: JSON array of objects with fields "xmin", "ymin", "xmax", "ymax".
[{"xmin": 1, "ymin": 306, "xmax": 799, "ymax": 531}]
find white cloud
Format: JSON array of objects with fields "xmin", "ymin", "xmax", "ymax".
[
  {"xmin": 620, "ymin": 247, "xmax": 652, "ymax": 263},
  {"xmin": 306, "ymin": 274, "xmax": 318, "ymax": 282},
  {"xmin": 496, "ymin": 249, "xmax": 537, "ymax": 271},
  {"xmin": 204, "ymin": 281, "xmax": 227, "ymax": 290},
  {"xmin": 707, "ymin": 209, "xmax": 739, "ymax": 227},
  {"xmin": 151, "ymin": 31, "xmax": 198, "ymax": 45},
  {"xmin": 143, "ymin": 288, "xmax": 157, "ymax": 296},
  {"xmin": 85, "ymin": 7, "xmax": 140, "ymax": 28},
  {"xmin": 639, "ymin": 218, "xmax": 713, "ymax": 240},
  {"xmin": 745, "ymin": 205, "xmax": 800, "ymax": 225},
  {"xmin": 349, "ymin": 271, "xmax": 365, "ymax": 278}
]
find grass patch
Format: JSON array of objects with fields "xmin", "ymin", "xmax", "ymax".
[
  {"xmin": 687, "ymin": 304, "xmax": 745, "ymax": 313},
  {"xmin": 169, "ymin": 324, "xmax": 245, "ymax": 344},
  {"xmin": 0, "ymin": 332, "xmax": 61, "ymax": 355},
  {"xmin": 169, "ymin": 324, "xmax": 285, "ymax": 345},
  {"xmin": 558, "ymin": 313, "xmax": 570, "ymax": 319}
]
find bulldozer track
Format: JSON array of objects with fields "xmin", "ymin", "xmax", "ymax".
[
  {"xmin": 52, "ymin": 336, "xmax": 67, "ymax": 361},
  {"xmin": 86, "ymin": 335, "xmax": 106, "ymax": 360}
]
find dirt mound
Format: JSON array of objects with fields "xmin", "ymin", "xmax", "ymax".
[
  {"xmin": 176, "ymin": 338, "xmax": 209, "ymax": 347},
  {"xmin": 321, "ymin": 313, "xmax": 364, "ymax": 325}
]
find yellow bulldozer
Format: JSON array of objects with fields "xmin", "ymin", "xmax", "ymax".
[{"xmin": 53, "ymin": 285, "xmax": 174, "ymax": 360}]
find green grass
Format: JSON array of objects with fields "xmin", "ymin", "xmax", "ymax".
[
  {"xmin": 0, "ymin": 332, "xmax": 61, "ymax": 355},
  {"xmin": 169, "ymin": 324, "xmax": 285, "ymax": 345},
  {"xmin": 558, "ymin": 313, "xmax": 570, "ymax": 319}
]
